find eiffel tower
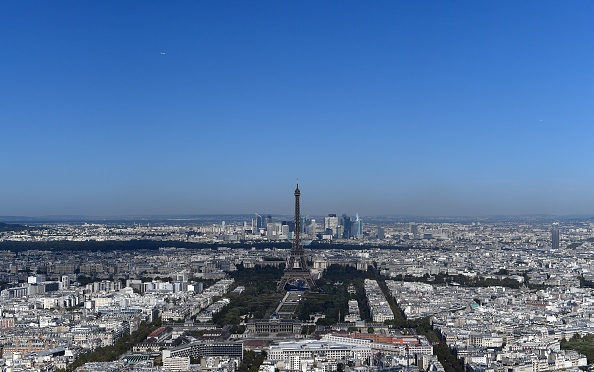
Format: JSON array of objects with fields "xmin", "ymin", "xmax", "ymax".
[{"xmin": 277, "ymin": 184, "xmax": 316, "ymax": 291}]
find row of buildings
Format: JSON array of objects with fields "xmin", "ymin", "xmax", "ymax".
[{"xmin": 387, "ymin": 281, "xmax": 591, "ymax": 371}]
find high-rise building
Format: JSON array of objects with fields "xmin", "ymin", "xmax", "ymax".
[
  {"xmin": 267, "ymin": 222, "xmax": 282, "ymax": 239},
  {"xmin": 551, "ymin": 225, "xmax": 560, "ymax": 249},
  {"xmin": 410, "ymin": 223, "xmax": 419, "ymax": 239},
  {"xmin": 342, "ymin": 214, "xmax": 351, "ymax": 239},
  {"xmin": 377, "ymin": 226, "xmax": 385, "ymax": 239},
  {"xmin": 301, "ymin": 216, "xmax": 308, "ymax": 233},
  {"xmin": 60, "ymin": 275, "xmax": 70, "ymax": 290},
  {"xmin": 252, "ymin": 214, "xmax": 265, "ymax": 234},
  {"xmin": 336, "ymin": 225, "xmax": 343, "ymax": 239},
  {"xmin": 307, "ymin": 219, "xmax": 317, "ymax": 238},
  {"xmin": 351, "ymin": 213, "xmax": 363, "ymax": 238},
  {"xmin": 281, "ymin": 223, "xmax": 290, "ymax": 237},
  {"xmin": 324, "ymin": 214, "xmax": 339, "ymax": 237}
]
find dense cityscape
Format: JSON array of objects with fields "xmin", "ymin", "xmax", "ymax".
[
  {"xmin": 5, "ymin": 0, "xmax": 594, "ymax": 371},
  {"xmin": 1, "ymin": 186, "xmax": 594, "ymax": 372}
]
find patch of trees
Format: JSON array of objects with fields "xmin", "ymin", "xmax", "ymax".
[
  {"xmin": 76, "ymin": 275, "xmax": 96, "ymax": 286},
  {"xmin": 579, "ymin": 276, "xmax": 594, "ymax": 289},
  {"xmin": 231, "ymin": 264, "xmax": 284, "ymax": 292},
  {"xmin": 301, "ymin": 324, "xmax": 315, "ymax": 335},
  {"xmin": 391, "ymin": 273, "xmax": 522, "ymax": 289},
  {"xmin": 261, "ymin": 256, "xmax": 283, "ymax": 261},
  {"xmin": 433, "ymin": 342, "xmax": 465, "ymax": 372},
  {"xmin": 561, "ymin": 333, "xmax": 594, "ymax": 364},
  {"xmin": 66, "ymin": 320, "xmax": 160, "ymax": 371},
  {"xmin": 297, "ymin": 293, "xmax": 345, "ymax": 326},
  {"xmin": 212, "ymin": 265, "xmax": 284, "ymax": 325},
  {"xmin": 238, "ymin": 350, "xmax": 267, "ymax": 372},
  {"xmin": 309, "ymin": 241, "xmax": 411, "ymax": 251},
  {"xmin": 321, "ymin": 264, "xmax": 374, "ymax": 282},
  {"xmin": 0, "ymin": 240, "xmax": 292, "ymax": 252},
  {"xmin": 230, "ymin": 324, "xmax": 246, "ymax": 334},
  {"xmin": 294, "ymin": 264, "xmax": 374, "ymax": 325},
  {"xmin": 0, "ymin": 222, "xmax": 27, "ymax": 232},
  {"xmin": 0, "ymin": 238, "xmax": 420, "ymax": 254}
]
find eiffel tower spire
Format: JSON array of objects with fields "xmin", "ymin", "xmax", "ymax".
[{"xmin": 277, "ymin": 184, "xmax": 316, "ymax": 291}]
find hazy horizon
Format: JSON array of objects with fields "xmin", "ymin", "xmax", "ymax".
[
  {"xmin": 2, "ymin": 211, "xmax": 593, "ymax": 222},
  {"xmin": 2, "ymin": 1, "xmax": 594, "ymax": 217}
]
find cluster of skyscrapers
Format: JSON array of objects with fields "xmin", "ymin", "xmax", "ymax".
[
  {"xmin": 323, "ymin": 213, "xmax": 363, "ymax": 239},
  {"xmin": 250, "ymin": 213, "xmax": 363, "ymax": 240}
]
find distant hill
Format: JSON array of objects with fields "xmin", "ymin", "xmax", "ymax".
[{"xmin": 0, "ymin": 222, "xmax": 26, "ymax": 232}]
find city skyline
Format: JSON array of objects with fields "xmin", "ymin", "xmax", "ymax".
[{"xmin": 2, "ymin": 1, "xmax": 594, "ymax": 217}]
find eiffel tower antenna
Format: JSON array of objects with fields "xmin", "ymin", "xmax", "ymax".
[{"xmin": 277, "ymin": 183, "xmax": 316, "ymax": 291}]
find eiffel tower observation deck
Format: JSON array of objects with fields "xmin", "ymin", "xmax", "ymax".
[{"xmin": 277, "ymin": 184, "xmax": 316, "ymax": 291}]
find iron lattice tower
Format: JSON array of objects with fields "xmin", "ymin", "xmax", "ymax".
[{"xmin": 277, "ymin": 184, "xmax": 316, "ymax": 291}]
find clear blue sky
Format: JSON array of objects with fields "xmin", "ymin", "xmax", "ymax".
[{"xmin": 2, "ymin": 1, "xmax": 594, "ymax": 217}]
